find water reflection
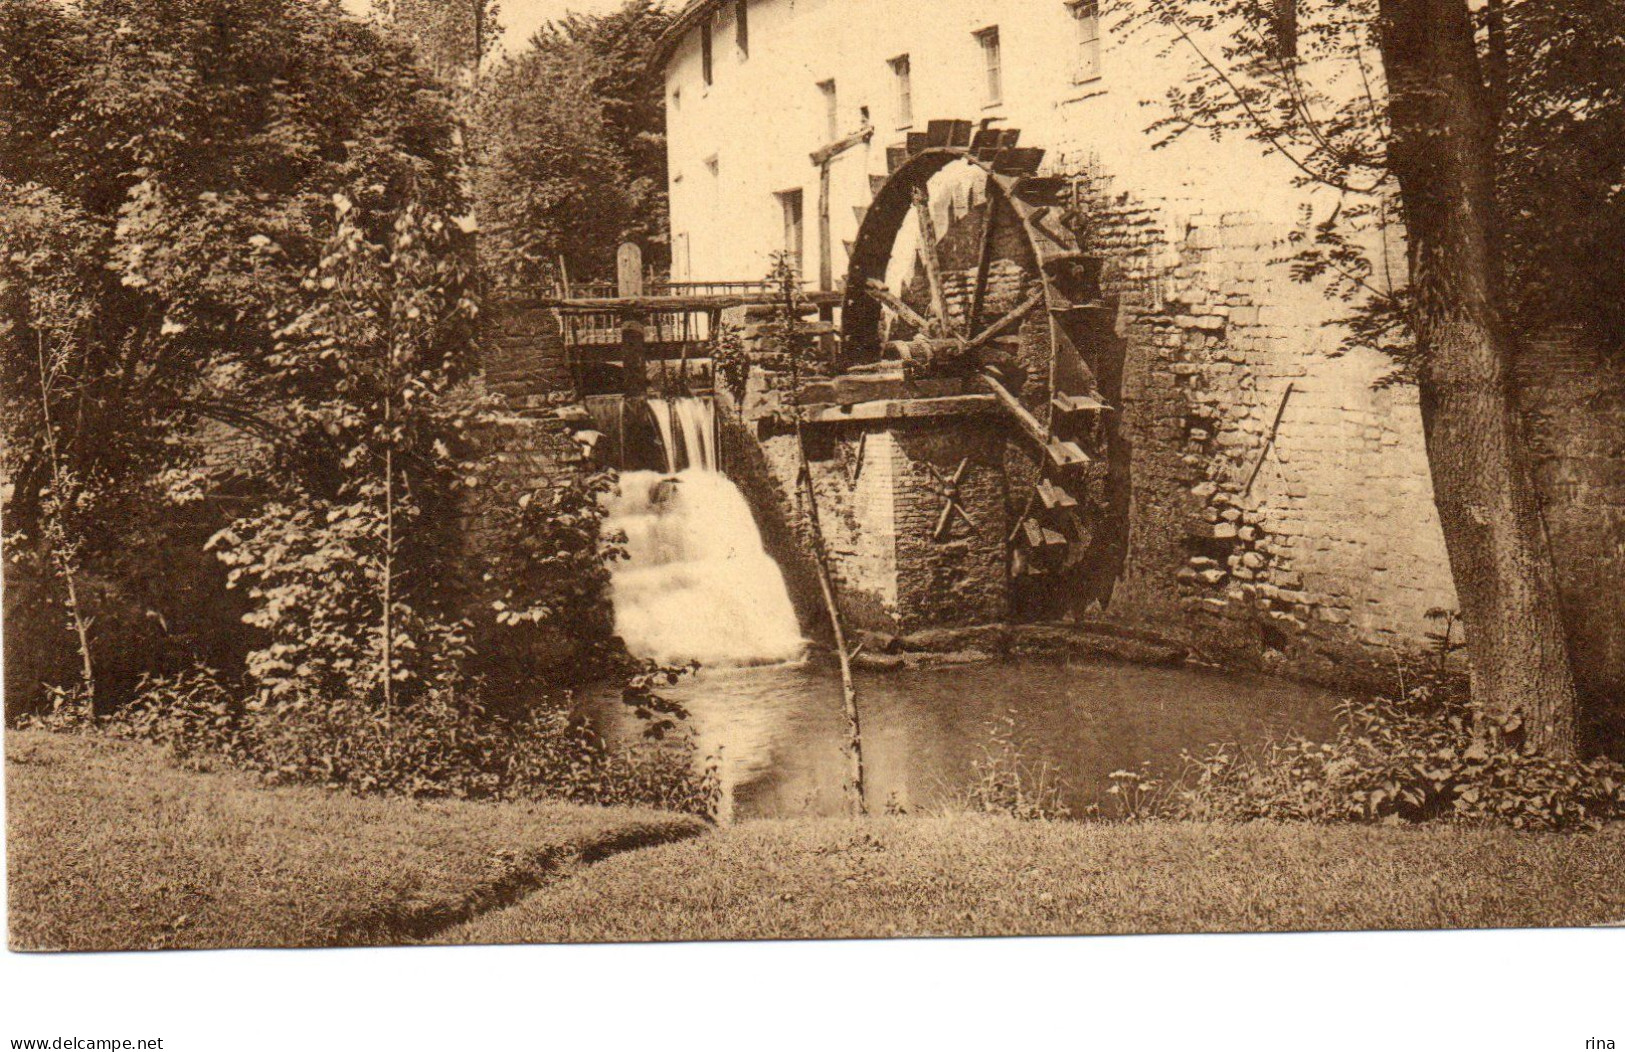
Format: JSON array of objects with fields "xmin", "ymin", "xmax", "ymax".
[{"xmin": 587, "ymin": 656, "xmax": 1343, "ymax": 821}]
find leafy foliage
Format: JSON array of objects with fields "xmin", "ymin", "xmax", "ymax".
[
  {"xmin": 1114, "ymin": 0, "xmax": 1625, "ymax": 366},
  {"xmin": 951, "ymin": 710, "xmax": 1073, "ymax": 821},
  {"xmin": 1495, "ymin": 0, "xmax": 1625, "ymax": 344},
  {"xmin": 489, "ymin": 468, "xmax": 622, "ymax": 633},
  {"xmin": 473, "ymin": 0, "xmax": 672, "ymax": 285},
  {"xmin": 69, "ymin": 665, "xmax": 721, "ymax": 816},
  {"xmin": 710, "ymin": 318, "xmax": 751, "ymax": 400},
  {"xmin": 1119, "ymin": 686, "xmax": 1625, "ymax": 831},
  {"xmin": 373, "ymin": 0, "xmax": 503, "ymax": 87},
  {"xmin": 1, "ymin": 0, "xmax": 468, "ymax": 714},
  {"xmin": 205, "ymin": 198, "xmax": 480, "ymax": 710}
]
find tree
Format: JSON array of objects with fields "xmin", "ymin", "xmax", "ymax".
[
  {"xmin": 374, "ymin": 0, "xmax": 502, "ymax": 90},
  {"xmin": 474, "ymin": 0, "xmax": 673, "ymax": 286},
  {"xmin": 1375, "ymin": 0, "xmax": 1576, "ymax": 756},
  {"xmin": 0, "ymin": 0, "xmax": 469, "ymax": 713},
  {"xmin": 1117, "ymin": 0, "xmax": 1625, "ymax": 757},
  {"xmin": 208, "ymin": 195, "xmax": 481, "ymax": 711},
  {"xmin": 0, "ymin": 188, "xmax": 106, "ymax": 707}
]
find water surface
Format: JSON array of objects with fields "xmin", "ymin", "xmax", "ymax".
[{"xmin": 590, "ymin": 656, "xmax": 1345, "ymax": 820}]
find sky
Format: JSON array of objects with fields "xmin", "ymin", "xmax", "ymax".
[
  {"xmin": 496, "ymin": 0, "xmax": 637, "ymax": 51},
  {"xmin": 339, "ymin": 0, "xmax": 641, "ymax": 55}
]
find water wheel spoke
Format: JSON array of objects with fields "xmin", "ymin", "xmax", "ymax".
[
  {"xmin": 967, "ymin": 180, "xmax": 1006, "ymax": 338},
  {"xmin": 910, "ymin": 183, "xmax": 951, "ymax": 335},
  {"xmin": 863, "ymin": 279, "xmax": 934, "ymax": 335},
  {"xmin": 966, "ymin": 290, "xmax": 1045, "ymax": 354}
]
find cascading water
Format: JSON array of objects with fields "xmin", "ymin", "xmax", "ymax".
[
  {"xmin": 604, "ymin": 397, "xmax": 804, "ymax": 668},
  {"xmin": 645, "ymin": 396, "xmax": 715, "ymax": 474}
]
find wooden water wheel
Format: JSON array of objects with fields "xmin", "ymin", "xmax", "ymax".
[{"xmin": 840, "ymin": 118, "xmax": 1125, "ymax": 607}]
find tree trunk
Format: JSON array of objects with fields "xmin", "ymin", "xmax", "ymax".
[
  {"xmin": 35, "ymin": 335, "xmax": 96, "ymax": 708},
  {"xmin": 1377, "ymin": 0, "xmax": 1577, "ymax": 756}
]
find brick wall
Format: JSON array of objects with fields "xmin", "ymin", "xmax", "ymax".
[
  {"xmin": 1060, "ymin": 173, "xmax": 1459, "ymax": 688},
  {"xmin": 720, "ymin": 354, "xmax": 1009, "ymax": 635},
  {"xmin": 485, "ymin": 296, "xmax": 574, "ymax": 412}
]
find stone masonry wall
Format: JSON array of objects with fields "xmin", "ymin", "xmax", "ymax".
[
  {"xmin": 486, "ymin": 296, "xmax": 574, "ymax": 412},
  {"xmin": 719, "ymin": 348, "xmax": 1009, "ymax": 636},
  {"xmin": 1063, "ymin": 172, "xmax": 1459, "ymax": 689}
]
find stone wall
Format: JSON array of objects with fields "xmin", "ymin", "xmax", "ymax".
[
  {"xmin": 486, "ymin": 296, "xmax": 573, "ymax": 412},
  {"xmin": 1065, "ymin": 178, "xmax": 1458, "ymax": 688},
  {"xmin": 718, "ymin": 342, "xmax": 1010, "ymax": 635}
]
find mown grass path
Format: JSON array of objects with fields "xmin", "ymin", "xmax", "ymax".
[
  {"xmin": 439, "ymin": 815, "xmax": 1625, "ymax": 944},
  {"xmin": 5, "ymin": 730, "xmax": 705, "ymax": 951},
  {"xmin": 11, "ymin": 730, "xmax": 1624, "ymax": 950}
]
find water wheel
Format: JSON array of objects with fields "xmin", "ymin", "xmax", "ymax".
[{"xmin": 840, "ymin": 118, "xmax": 1125, "ymax": 610}]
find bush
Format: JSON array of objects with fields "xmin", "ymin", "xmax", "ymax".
[
  {"xmin": 108, "ymin": 666, "xmax": 252, "ymax": 771},
  {"xmin": 950, "ymin": 710, "xmax": 1072, "ymax": 821},
  {"xmin": 61, "ymin": 664, "xmax": 720, "ymax": 819},
  {"xmin": 1128, "ymin": 686, "xmax": 1625, "ymax": 831}
]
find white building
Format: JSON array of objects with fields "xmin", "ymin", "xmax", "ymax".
[
  {"xmin": 657, "ymin": 0, "xmax": 1318, "ymax": 286},
  {"xmin": 652, "ymin": 0, "xmax": 1463, "ymax": 685}
]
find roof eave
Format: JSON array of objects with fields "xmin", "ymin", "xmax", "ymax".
[{"xmin": 653, "ymin": 0, "xmax": 727, "ymax": 72}]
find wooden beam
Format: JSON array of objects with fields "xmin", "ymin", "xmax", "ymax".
[
  {"xmin": 864, "ymin": 279, "xmax": 934, "ymax": 334},
  {"xmin": 527, "ymin": 291, "xmax": 845, "ymax": 312},
  {"xmin": 616, "ymin": 243, "xmax": 643, "ymax": 297},
  {"xmin": 968, "ymin": 183, "xmax": 1003, "ymax": 338},
  {"xmin": 965, "ymin": 290, "xmax": 1045, "ymax": 354},
  {"xmin": 798, "ymin": 394, "xmax": 998, "ymax": 425},
  {"xmin": 911, "ymin": 184, "xmax": 950, "ymax": 332},
  {"xmin": 809, "ymin": 124, "xmax": 875, "ymax": 167},
  {"xmin": 818, "ymin": 160, "xmax": 834, "ymax": 298},
  {"xmin": 980, "ymin": 373, "xmax": 1091, "ymax": 468}
]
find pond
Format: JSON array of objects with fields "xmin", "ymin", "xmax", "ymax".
[
  {"xmin": 595, "ymin": 426, "xmax": 1346, "ymax": 823},
  {"xmin": 588, "ymin": 655, "xmax": 1346, "ymax": 822}
]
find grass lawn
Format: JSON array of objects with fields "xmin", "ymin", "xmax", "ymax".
[
  {"xmin": 439, "ymin": 815, "xmax": 1625, "ymax": 945},
  {"xmin": 5, "ymin": 729, "xmax": 706, "ymax": 952}
]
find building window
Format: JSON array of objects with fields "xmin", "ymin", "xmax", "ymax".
[
  {"xmin": 701, "ymin": 18, "xmax": 714, "ymax": 85},
  {"xmin": 889, "ymin": 54, "xmax": 913, "ymax": 128},
  {"xmin": 674, "ymin": 232, "xmax": 691, "ymax": 279},
  {"xmin": 671, "ymin": 86, "xmax": 681, "ymax": 110},
  {"xmin": 817, "ymin": 79, "xmax": 838, "ymax": 142},
  {"xmin": 777, "ymin": 190, "xmax": 804, "ymax": 277},
  {"xmin": 975, "ymin": 27, "xmax": 1002, "ymax": 106},
  {"xmin": 1069, "ymin": 1, "xmax": 1101, "ymax": 83},
  {"xmin": 736, "ymin": 0, "xmax": 749, "ymax": 57}
]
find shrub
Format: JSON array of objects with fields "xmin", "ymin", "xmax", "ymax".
[
  {"xmin": 484, "ymin": 466, "xmax": 625, "ymax": 681},
  {"xmin": 77, "ymin": 663, "xmax": 721, "ymax": 819},
  {"xmin": 1135, "ymin": 686, "xmax": 1625, "ymax": 831},
  {"xmin": 710, "ymin": 321, "xmax": 750, "ymax": 401},
  {"xmin": 108, "ymin": 665, "xmax": 252, "ymax": 771},
  {"xmin": 951, "ymin": 710, "xmax": 1072, "ymax": 821}
]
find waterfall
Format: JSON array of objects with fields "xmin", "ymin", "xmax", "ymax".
[
  {"xmin": 646, "ymin": 397, "xmax": 715, "ymax": 474},
  {"xmin": 647, "ymin": 400, "xmax": 679, "ymax": 473},
  {"xmin": 604, "ymin": 397, "xmax": 804, "ymax": 667},
  {"xmin": 675, "ymin": 398, "xmax": 716, "ymax": 472}
]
